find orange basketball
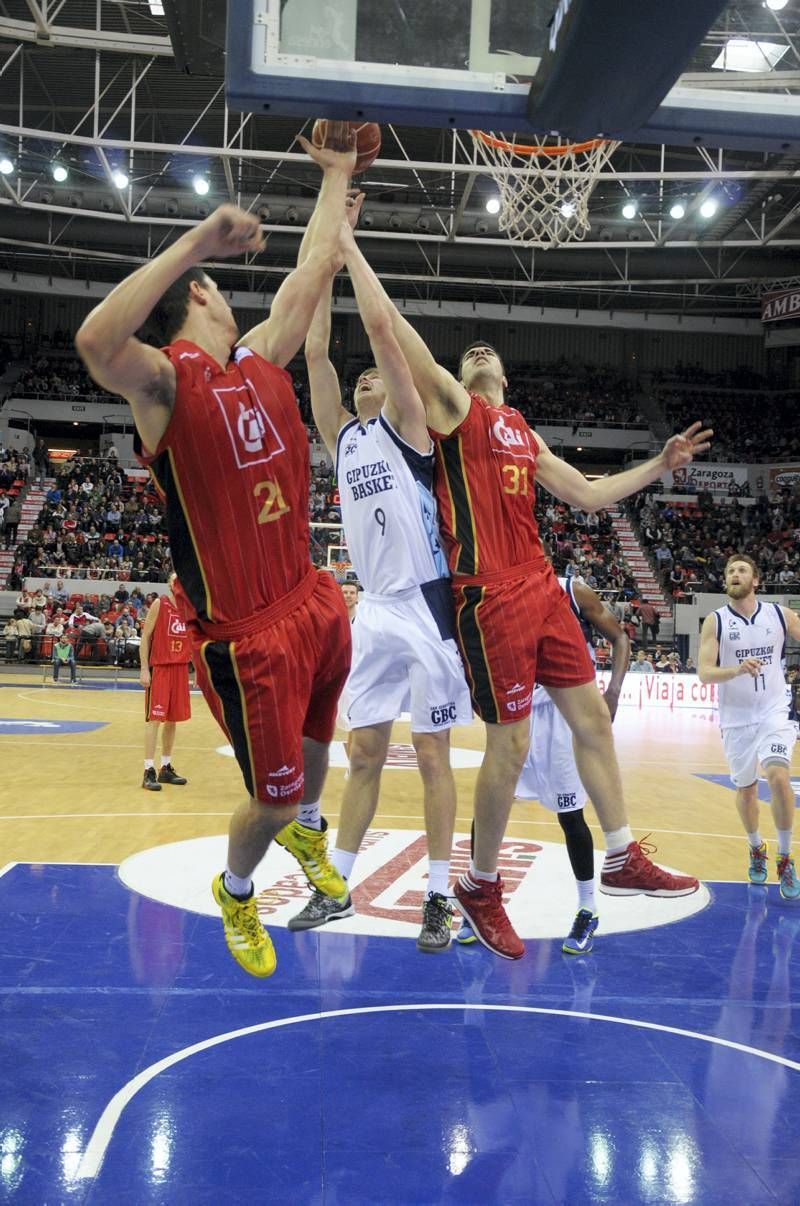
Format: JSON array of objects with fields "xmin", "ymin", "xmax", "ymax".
[{"xmin": 311, "ymin": 119, "xmax": 382, "ymax": 175}]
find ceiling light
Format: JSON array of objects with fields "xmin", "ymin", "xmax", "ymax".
[
  {"xmin": 700, "ymin": 198, "xmax": 718, "ymax": 218},
  {"xmin": 764, "ymin": 0, "xmax": 789, "ymax": 10},
  {"xmin": 622, "ymin": 201, "xmax": 637, "ymax": 219},
  {"xmin": 669, "ymin": 201, "xmax": 686, "ymax": 220},
  {"xmin": 486, "ymin": 197, "xmax": 501, "ymax": 215},
  {"xmin": 51, "ymin": 163, "xmax": 68, "ymax": 182},
  {"xmin": 388, "ymin": 212, "xmax": 402, "ymax": 229},
  {"xmin": 560, "ymin": 200, "xmax": 576, "ymax": 218},
  {"xmin": 192, "ymin": 176, "xmax": 210, "ymax": 196},
  {"xmin": 711, "ymin": 38, "xmax": 788, "ymax": 72},
  {"xmin": 148, "ymin": 1, "xmax": 165, "ymax": 14},
  {"xmin": 112, "ymin": 170, "xmax": 129, "ymax": 189},
  {"xmin": 0, "ymin": 157, "xmax": 13, "ymax": 175}
]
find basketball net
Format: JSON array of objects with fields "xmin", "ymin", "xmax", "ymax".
[{"xmin": 469, "ymin": 131, "xmax": 620, "ymax": 248}]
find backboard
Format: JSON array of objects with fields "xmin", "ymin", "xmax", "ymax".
[{"xmin": 225, "ymin": 0, "xmax": 800, "ymax": 152}]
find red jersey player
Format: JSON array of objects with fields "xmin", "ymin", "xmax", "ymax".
[
  {"xmin": 139, "ymin": 572, "xmax": 192, "ymax": 791},
  {"xmin": 76, "ymin": 134, "xmax": 358, "ymax": 978},
  {"xmin": 341, "ymin": 232, "xmax": 710, "ymax": 959}
]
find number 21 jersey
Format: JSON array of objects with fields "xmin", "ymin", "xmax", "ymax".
[
  {"xmin": 136, "ymin": 341, "xmax": 312, "ymax": 625},
  {"xmin": 714, "ymin": 601, "xmax": 788, "ymax": 728}
]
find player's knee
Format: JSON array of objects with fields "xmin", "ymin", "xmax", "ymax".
[
  {"xmin": 557, "ymin": 808, "xmax": 590, "ymax": 838},
  {"xmin": 348, "ymin": 729, "xmax": 389, "ymax": 776},
  {"xmin": 411, "ymin": 730, "xmax": 450, "ymax": 780}
]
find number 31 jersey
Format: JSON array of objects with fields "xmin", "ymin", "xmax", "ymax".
[
  {"xmin": 713, "ymin": 601, "xmax": 788, "ymax": 728},
  {"xmin": 336, "ymin": 411, "xmax": 449, "ymax": 595},
  {"xmin": 136, "ymin": 340, "xmax": 311, "ymax": 625}
]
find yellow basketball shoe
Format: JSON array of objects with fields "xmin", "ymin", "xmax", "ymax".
[
  {"xmin": 274, "ymin": 817, "xmax": 348, "ymax": 900},
  {"xmin": 211, "ymin": 873, "xmax": 276, "ymax": 979}
]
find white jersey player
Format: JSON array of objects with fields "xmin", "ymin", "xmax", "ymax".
[
  {"xmin": 293, "ymin": 194, "xmax": 472, "ymax": 951},
  {"xmin": 699, "ymin": 554, "xmax": 800, "ymax": 900},
  {"xmin": 461, "ymin": 575, "xmax": 631, "ymax": 955}
]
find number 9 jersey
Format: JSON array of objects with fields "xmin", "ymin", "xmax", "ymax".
[{"xmin": 335, "ymin": 410, "xmax": 449, "ymax": 594}]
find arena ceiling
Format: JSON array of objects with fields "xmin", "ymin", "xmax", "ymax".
[{"xmin": 0, "ymin": 0, "xmax": 799, "ymax": 318}]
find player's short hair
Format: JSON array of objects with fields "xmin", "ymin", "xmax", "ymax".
[
  {"xmin": 725, "ymin": 553, "xmax": 759, "ymax": 578},
  {"xmin": 137, "ymin": 267, "xmax": 210, "ymax": 346},
  {"xmin": 458, "ymin": 342, "xmax": 505, "ymax": 378}
]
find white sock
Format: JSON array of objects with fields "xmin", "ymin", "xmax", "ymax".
[
  {"xmin": 160, "ymin": 754, "xmax": 171, "ymax": 768},
  {"xmin": 332, "ymin": 847, "xmax": 357, "ymax": 880},
  {"xmin": 427, "ymin": 860, "xmax": 450, "ymax": 898},
  {"xmin": 144, "ymin": 759, "xmax": 154, "ymax": 770},
  {"xmin": 747, "ymin": 831, "xmax": 763, "ymax": 849},
  {"xmin": 223, "ymin": 869, "xmax": 252, "ymax": 898},
  {"xmin": 297, "ymin": 800, "xmax": 322, "ymax": 830},
  {"xmin": 469, "ymin": 861, "xmax": 498, "ymax": 884},
  {"xmin": 776, "ymin": 829, "xmax": 793, "ymax": 857},
  {"xmin": 603, "ymin": 826, "xmax": 633, "ymax": 855},
  {"xmin": 577, "ymin": 879, "xmax": 596, "ymax": 913}
]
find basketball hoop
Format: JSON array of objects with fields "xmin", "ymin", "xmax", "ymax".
[{"xmin": 469, "ymin": 130, "xmax": 620, "ymax": 248}]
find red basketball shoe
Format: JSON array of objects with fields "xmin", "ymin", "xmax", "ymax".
[
  {"xmin": 600, "ymin": 837, "xmax": 699, "ymax": 898},
  {"xmin": 453, "ymin": 873, "xmax": 525, "ymax": 960}
]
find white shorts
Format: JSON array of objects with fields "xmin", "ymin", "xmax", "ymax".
[
  {"xmin": 516, "ymin": 698, "xmax": 588, "ymax": 813},
  {"xmin": 343, "ymin": 586, "xmax": 472, "ymax": 733},
  {"xmin": 721, "ymin": 717, "xmax": 798, "ymax": 787}
]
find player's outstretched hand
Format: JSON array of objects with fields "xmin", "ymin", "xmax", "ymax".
[
  {"xmin": 193, "ymin": 204, "xmax": 265, "ymax": 259},
  {"xmin": 298, "ymin": 132, "xmax": 357, "ymax": 175},
  {"xmin": 345, "ymin": 189, "xmax": 365, "ymax": 230},
  {"xmin": 737, "ymin": 657, "xmax": 762, "ymax": 679},
  {"xmin": 660, "ymin": 421, "xmax": 714, "ymax": 470}
]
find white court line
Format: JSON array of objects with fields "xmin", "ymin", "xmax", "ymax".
[
  {"xmin": 0, "ymin": 862, "xmax": 16, "ymax": 879},
  {"xmin": 0, "ymin": 812, "xmax": 230, "ymax": 821},
  {"xmin": 75, "ymin": 1001, "xmax": 800, "ymax": 1181}
]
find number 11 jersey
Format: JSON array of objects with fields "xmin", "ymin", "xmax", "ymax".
[{"xmin": 713, "ymin": 600, "xmax": 789, "ymax": 728}]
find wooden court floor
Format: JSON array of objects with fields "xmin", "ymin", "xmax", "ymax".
[{"xmin": 2, "ymin": 669, "xmax": 797, "ymax": 882}]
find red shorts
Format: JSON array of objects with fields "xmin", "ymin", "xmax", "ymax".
[
  {"xmin": 453, "ymin": 563, "xmax": 595, "ymax": 724},
  {"xmin": 146, "ymin": 663, "xmax": 191, "ymax": 723},
  {"xmin": 194, "ymin": 570, "xmax": 351, "ymax": 805}
]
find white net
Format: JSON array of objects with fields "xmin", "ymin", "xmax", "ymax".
[{"xmin": 469, "ymin": 131, "xmax": 620, "ymax": 249}]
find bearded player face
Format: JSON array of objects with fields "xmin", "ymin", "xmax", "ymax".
[{"xmin": 725, "ymin": 559, "xmax": 758, "ymax": 601}]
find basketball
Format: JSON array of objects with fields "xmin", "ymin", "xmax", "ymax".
[{"xmin": 311, "ymin": 119, "xmax": 381, "ymax": 175}]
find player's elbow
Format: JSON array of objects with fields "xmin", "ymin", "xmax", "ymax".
[
  {"xmin": 304, "ymin": 336, "xmax": 329, "ymax": 364},
  {"xmin": 697, "ymin": 662, "xmax": 713, "ymax": 684}
]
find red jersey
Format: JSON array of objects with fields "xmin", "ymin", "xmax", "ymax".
[
  {"xmin": 149, "ymin": 595, "xmax": 191, "ymax": 666},
  {"xmin": 430, "ymin": 393, "xmax": 544, "ymax": 579},
  {"xmin": 137, "ymin": 340, "xmax": 311, "ymax": 624}
]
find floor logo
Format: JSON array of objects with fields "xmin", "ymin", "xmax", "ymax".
[
  {"xmin": 0, "ymin": 719, "xmax": 108, "ymax": 735},
  {"xmin": 118, "ymin": 830, "xmax": 710, "ymax": 941},
  {"xmin": 696, "ymin": 773, "xmax": 800, "ymax": 806}
]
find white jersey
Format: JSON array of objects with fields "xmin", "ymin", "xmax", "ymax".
[
  {"xmin": 714, "ymin": 601, "xmax": 788, "ymax": 729},
  {"xmin": 336, "ymin": 411, "xmax": 448, "ymax": 595},
  {"xmin": 531, "ymin": 576, "xmax": 595, "ymax": 708}
]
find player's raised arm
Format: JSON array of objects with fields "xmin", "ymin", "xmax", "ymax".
[
  {"xmin": 238, "ymin": 135, "xmax": 356, "ymax": 368},
  {"xmin": 535, "ymin": 422, "xmax": 713, "ymax": 513},
  {"xmin": 697, "ymin": 612, "xmax": 761, "ymax": 683},
  {"xmin": 342, "ymin": 219, "xmax": 430, "ymax": 454},
  {"xmin": 324, "ymin": 210, "xmax": 465, "ymax": 423},
  {"xmin": 76, "ymin": 205, "xmax": 264, "ymax": 451},
  {"xmin": 571, "ymin": 580, "xmax": 630, "ymax": 720}
]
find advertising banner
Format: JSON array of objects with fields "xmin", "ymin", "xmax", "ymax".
[
  {"xmin": 597, "ymin": 671, "xmax": 718, "ymax": 711},
  {"xmin": 761, "ymin": 287, "xmax": 800, "ymax": 323},
  {"xmin": 768, "ymin": 464, "xmax": 800, "ymax": 493},
  {"xmin": 668, "ymin": 463, "xmax": 748, "ymax": 493}
]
